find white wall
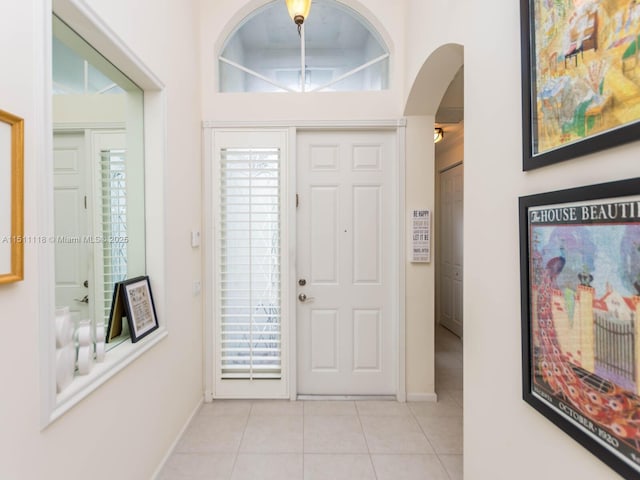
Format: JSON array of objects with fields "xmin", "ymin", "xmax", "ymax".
[
  {"xmin": 404, "ymin": 0, "xmax": 464, "ymax": 118},
  {"xmin": 462, "ymin": 1, "xmax": 634, "ymax": 477},
  {"xmin": 53, "ymin": 95, "xmax": 126, "ymax": 123},
  {"xmin": 0, "ymin": 1, "xmax": 203, "ymax": 479},
  {"xmin": 404, "ymin": 0, "xmax": 465, "ymax": 101},
  {"xmin": 403, "ymin": 0, "xmax": 636, "ymax": 477},
  {"xmin": 405, "ymin": 115, "xmax": 437, "ymax": 399},
  {"xmin": 4, "ymin": 0, "xmax": 627, "ymax": 478},
  {"xmin": 0, "ymin": 2, "xmax": 45, "ymax": 478}
]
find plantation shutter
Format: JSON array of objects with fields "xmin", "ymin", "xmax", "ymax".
[
  {"xmin": 100, "ymin": 149, "xmax": 128, "ymax": 326},
  {"xmin": 219, "ymin": 147, "xmax": 282, "ymax": 380}
]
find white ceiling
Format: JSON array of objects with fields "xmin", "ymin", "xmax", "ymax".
[{"xmin": 436, "ymin": 66, "xmax": 464, "ymax": 125}]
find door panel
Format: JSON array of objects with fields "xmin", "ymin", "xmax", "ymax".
[
  {"xmin": 352, "ymin": 185, "xmax": 381, "ymax": 284},
  {"xmin": 353, "ymin": 309, "xmax": 381, "ymax": 371},
  {"xmin": 439, "ymin": 164, "xmax": 463, "ymax": 338},
  {"xmin": 310, "ymin": 309, "xmax": 339, "ymax": 371},
  {"xmin": 297, "ymin": 130, "xmax": 396, "ymax": 395},
  {"xmin": 310, "ymin": 186, "xmax": 339, "ymax": 284},
  {"xmin": 53, "ymin": 132, "xmax": 90, "ymax": 322}
]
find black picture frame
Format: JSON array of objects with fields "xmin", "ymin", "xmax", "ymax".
[
  {"xmin": 106, "ymin": 281, "xmax": 126, "ymax": 343},
  {"xmin": 520, "ymin": 0, "xmax": 640, "ymax": 171},
  {"xmin": 520, "ymin": 178, "xmax": 640, "ymax": 478},
  {"xmin": 121, "ymin": 275, "xmax": 158, "ymax": 343}
]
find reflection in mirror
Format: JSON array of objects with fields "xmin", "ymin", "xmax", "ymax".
[{"xmin": 52, "ymin": 15, "xmax": 145, "ymax": 359}]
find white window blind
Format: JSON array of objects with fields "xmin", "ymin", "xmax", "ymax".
[
  {"xmin": 100, "ymin": 149, "xmax": 128, "ymax": 327},
  {"xmin": 219, "ymin": 147, "xmax": 282, "ymax": 380}
]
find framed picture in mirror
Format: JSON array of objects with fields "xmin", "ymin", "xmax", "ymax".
[
  {"xmin": 0, "ymin": 109, "xmax": 23, "ymax": 284},
  {"xmin": 121, "ymin": 276, "xmax": 158, "ymax": 343}
]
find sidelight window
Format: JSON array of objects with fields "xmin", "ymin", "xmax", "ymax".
[
  {"xmin": 212, "ymin": 129, "xmax": 290, "ymax": 398},
  {"xmin": 219, "ymin": 147, "xmax": 282, "ymax": 379}
]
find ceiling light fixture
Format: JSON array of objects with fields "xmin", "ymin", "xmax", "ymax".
[
  {"xmin": 285, "ymin": 0, "xmax": 312, "ymax": 35},
  {"xmin": 434, "ymin": 127, "xmax": 444, "ymax": 144}
]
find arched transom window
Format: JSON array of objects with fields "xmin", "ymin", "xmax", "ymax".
[{"xmin": 219, "ymin": 0, "xmax": 389, "ymax": 93}]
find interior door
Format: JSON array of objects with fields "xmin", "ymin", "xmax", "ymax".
[
  {"xmin": 439, "ymin": 164, "xmax": 463, "ymax": 337},
  {"xmin": 53, "ymin": 132, "xmax": 90, "ymax": 322},
  {"xmin": 296, "ymin": 130, "xmax": 396, "ymax": 395}
]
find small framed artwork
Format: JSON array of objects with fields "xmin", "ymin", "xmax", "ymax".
[
  {"xmin": 0, "ymin": 109, "xmax": 23, "ymax": 284},
  {"xmin": 121, "ymin": 276, "xmax": 158, "ymax": 343},
  {"xmin": 519, "ymin": 178, "xmax": 640, "ymax": 478},
  {"xmin": 520, "ymin": 0, "xmax": 640, "ymax": 170}
]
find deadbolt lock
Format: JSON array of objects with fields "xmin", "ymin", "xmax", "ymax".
[{"xmin": 298, "ymin": 278, "xmax": 306, "ymax": 286}]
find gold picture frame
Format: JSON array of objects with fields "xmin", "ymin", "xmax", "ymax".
[{"xmin": 0, "ymin": 109, "xmax": 24, "ymax": 284}]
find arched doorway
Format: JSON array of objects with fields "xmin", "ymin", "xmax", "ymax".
[{"xmin": 404, "ymin": 45, "xmax": 464, "ymax": 470}]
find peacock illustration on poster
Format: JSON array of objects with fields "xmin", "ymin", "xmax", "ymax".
[{"xmin": 531, "ymin": 219, "xmax": 640, "ymax": 454}]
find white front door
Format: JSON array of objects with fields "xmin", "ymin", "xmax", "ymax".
[
  {"xmin": 438, "ymin": 164, "xmax": 463, "ymax": 338},
  {"xmin": 53, "ymin": 132, "xmax": 90, "ymax": 322},
  {"xmin": 296, "ymin": 130, "xmax": 396, "ymax": 395}
]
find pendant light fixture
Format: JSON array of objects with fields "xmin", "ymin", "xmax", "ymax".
[{"xmin": 285, "ymin": 0, "xmax": 312, "ymax": 35}]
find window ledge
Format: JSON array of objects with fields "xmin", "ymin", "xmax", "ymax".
[{"xmin": 46, "ymin": 327, "xmax": 168, "ymax": 427}]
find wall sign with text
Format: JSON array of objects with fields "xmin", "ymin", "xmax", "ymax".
[{"xmin": 411, "ymin": 209, "xmax": 431, "ymax": 263}]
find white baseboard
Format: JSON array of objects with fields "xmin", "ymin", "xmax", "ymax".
[
  {"xmin": 297, "ymin": 394, "xmax": 396, "ymax": 401},
  {"xmin": 406, "ymin": 392, "xmax": 438, "ymax": 402},
  {"xmin": 151, "ymin": 396, "xmax": 204, "ymax": 479}
]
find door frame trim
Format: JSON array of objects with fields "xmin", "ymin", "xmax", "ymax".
[{"xmin": 203, "ymin": 120, "xmax": 406, "ymax": 401}]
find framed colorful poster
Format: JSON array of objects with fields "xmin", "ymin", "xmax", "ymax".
[
  {"xmin": 520, "ymin": 0, "xmax": 640, "ymax": 170},
  {"xmin": 520, "ymin": 178, "xmax": 640, "ymax": 478}
]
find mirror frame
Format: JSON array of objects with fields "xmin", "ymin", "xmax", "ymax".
[
  {"xmin": 0, "ymin": 109, "xmax": 24, "ymax": 284},
  {"xmin": 41, "ymin": 0, "xmax": 167, "ymax": 427}
]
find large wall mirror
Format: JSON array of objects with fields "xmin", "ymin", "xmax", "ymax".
[{"xmin": 52, "ymin": 15, "xmax": 145, "ymax": 346}]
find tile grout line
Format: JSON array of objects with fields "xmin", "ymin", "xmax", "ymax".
[
  {"xmin": 435, "ymin": 453, "xmax": 455, "ymax": 480},
  {"xmin": 409, "ymin": 403, "xmax": 439, "ymax": 456},
  {"xmin": 228, "ymin": 401, "xmax": 254, "ymax": 478},
  {"xmin": 411, "ymin": 406, "xmax": 453, "ymax": 476},
  {"xmin": 354, "ymin": 402, "xmax": 379, "ymax": 480}
]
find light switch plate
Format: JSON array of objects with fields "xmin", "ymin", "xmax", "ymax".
[{"xmin": 191, "ymin": 230, "xmax": 201, "ymax": 248}]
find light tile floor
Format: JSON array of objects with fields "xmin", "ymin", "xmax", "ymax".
[{"xmin": 158, "ymin": 326, "xmax": 463, "ymax": 480}]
